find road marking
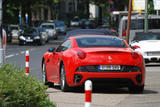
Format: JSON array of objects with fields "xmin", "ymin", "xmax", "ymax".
[
  {"xmin": 6, "ymin": 54, "xmax": 14, "ymax": 58},
  {"xmin": 6, "ymin": 49, "xmax": 34, "ymax": 59},
  {"xmin": 20, "ymin": 51, "xmax": 25, "ymax": 54}
]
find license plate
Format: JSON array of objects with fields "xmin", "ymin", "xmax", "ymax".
[
  {"xmin": 98, "ymin": 65, "xmax": 121, "ymax": 70},
  {"xmin": 26, "ymin": 39, "xmax": 33, "ymax": 42}
]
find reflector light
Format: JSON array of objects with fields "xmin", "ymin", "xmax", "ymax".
[
  {"xmin": 77, "ymin": 51, "xmax": 86, "ymax": 59},
  {"xmin": 132, "ymin": 52, "xmax": 139, "ymax": 59}
]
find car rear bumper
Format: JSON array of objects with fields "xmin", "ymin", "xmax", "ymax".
[
  {"xmin": 19, "ymin": 39, "xmax": 41, "ymax": 45},
  {"xmin": 144, "ymin": 56, "xmax": 160, "ymax": 63},
  {"xmin": 67, "ymin": 72, "xmax": 144, "ymax": 87}
]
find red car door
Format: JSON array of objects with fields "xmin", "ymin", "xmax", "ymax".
[
  {"xmin": 51, "ymin": 52, "xmax": 63, "ymax": 82},
  {"xmin": 46, "ymin": 52, "xmax": 57, "ymax": 81},
  {"xmin": 47, "ymin": 39, "xmax": 72, "ymax": 82}
]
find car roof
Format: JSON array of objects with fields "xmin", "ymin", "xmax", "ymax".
[
  {"xmin": 122, "ymin": 14, "xmax": 160, "ymax": 20},
  {"xmin": 65, "ymin": 29, "xmax": 115, "ymax": 39},
  {"xmin": 69, "ymin": 35, "xmax": 122, "ymax": 40},
  {"xmin": 40, "ymin": 23, "xmax": 55, "ymax": 25}
]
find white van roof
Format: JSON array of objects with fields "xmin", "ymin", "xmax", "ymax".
[{"xmin": 121, "ymin": 14, "xmax": 160, "ymax": 20}]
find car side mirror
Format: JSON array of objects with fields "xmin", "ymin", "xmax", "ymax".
[{"xmin": 48, "ymin": 47, "xmax": 56, "ymax": 53}]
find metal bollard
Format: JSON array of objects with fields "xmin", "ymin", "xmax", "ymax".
[
  {"xmin": 25, "ymin": 50, "xmax": 29, "ymax": 76},
  {"xmin": 85, "ymin": 80, "xmax": 92, "ymax": 107}
]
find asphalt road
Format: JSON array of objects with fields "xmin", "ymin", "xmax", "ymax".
[{"xmin": 6, "ymin": 33, "xmax": 160, "ymax": 107}]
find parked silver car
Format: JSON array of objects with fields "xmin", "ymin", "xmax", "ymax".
[
  {"xmin": 40, "ymin": 23, "xmax": 57, "ymax": 39},
  {"xmin": 8, "ymin": 24, "xmax": 21, "ymax": 40},
  {"xmin": 70, "ymin": 17, "xmax": 80, "ymax": 27},
  {"xmin": 54, "ymin": 21, "xmax": 67, "ymax": 34}
]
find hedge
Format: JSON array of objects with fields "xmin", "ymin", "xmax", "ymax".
[{"xmin": 0, "ymin": 64, "xmax": 55, "ymax": 107}]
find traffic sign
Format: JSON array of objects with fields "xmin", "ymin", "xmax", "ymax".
[
  {"xmin": 153, "ymin": 0, "xmax": 160, "ymax": 10},
  {"xmin": 132, "ymin": 0, "xmax": 145, "ymax": 11}
]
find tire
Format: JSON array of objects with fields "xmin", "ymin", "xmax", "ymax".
[
  {"xmin": 38, "ymin": 38, "xmax": 45, "ymax": 45},
  {"xmin": 60, "ymin": 64, "xmax": 69, "ymax": 92},
  {"xmin": 42, "ymin": 61, "xmax": 54, "ymax": 87},
  {"xmin": 46, "ymin": 38, "xmax": 49, "ymax": 43},
  {"xmin": 18, "ymin": 42, "xmax": 24, "ymax": 46},
  {"xmin": 54, "ymin": 35, "xmax": 58, "ymax": 40},
  {"xmin": 128, "ymin": 85, "xmax": 144, "ymax": 93}
]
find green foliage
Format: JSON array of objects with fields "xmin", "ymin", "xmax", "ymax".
[
  {"xmin": 148, "ymin": 0, "xmax": 156, "ymax": 14},
  {"xmin": 0, "ymin": 64, "xmax": 55, "ymax": 107}
]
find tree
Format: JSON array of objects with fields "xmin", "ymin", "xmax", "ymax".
[{"xmin": 2, "ymin": 0, "xmax": 62, "ymax": 25}]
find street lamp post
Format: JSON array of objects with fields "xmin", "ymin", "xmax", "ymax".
[
  {"xmin": 19, "ymin": 14, "xmax": 21, "ymax": 24},
  {"xmin": 19, "ymin": 8, "xmax": 22, "ymax": 24},
  {"xmin": 144, "ymin": 0, "xmax": 148, "ymax": 33}
]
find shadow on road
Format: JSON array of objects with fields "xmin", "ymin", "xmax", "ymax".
[
  {"xmin": 143, "ymin": 89, "xmax": 158, "ymax": 94},
  {"xmin": 46, "ymin": 85, "xmax": 158, "ymax": 95},
  {"xmin": 146, "ymin": 63, "xmax": 160, "ymax": 67}
]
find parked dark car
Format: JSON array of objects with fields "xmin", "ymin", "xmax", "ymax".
[
  {"xmin": 80, "ymin": 20, "xmax": 97, "ymax": 29},
  {"xmin": 18, "ymin": 27, "xmax": 46, "ymax": 45},
  {"xmin": 79, "ymin": 19, "xmax": 87, "ymax": 27}
]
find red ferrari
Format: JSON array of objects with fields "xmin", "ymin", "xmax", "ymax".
[{"xmin": 41, "ymin": 35, "xmax": 145, "ymax": 93}]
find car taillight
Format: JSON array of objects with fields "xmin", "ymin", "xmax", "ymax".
[
  {"xmin": 131, "ymin": 52, "xmax": 139, "ymax": 59},
  {"xmin": 122, "ymin": 30, "xmax": 126, "ymax": 37},
  {"xmin": 77, "ymin": 51, "xmax": 86, "ymax": 59}
]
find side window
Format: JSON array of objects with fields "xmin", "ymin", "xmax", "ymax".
[
  {"xmin": 56, "ymin": 40, "xmax": 71, "ymax": 52},
  {"xmin": 148, "ymin": 19, "xmax": 160, "ymax": 29},
  {"xmin": 125, "ymin": 19, "xmax": 144, "ymax": 30}
]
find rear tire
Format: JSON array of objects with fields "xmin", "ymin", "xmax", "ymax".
[
  {"xmin": 60, "ymin": 64, "xmax": 69, "ymax": 92},
  {"xmin": 42, "ymin": 61, "xmax": 54, "ymax": 87},
  {"xmin": 128, "ymin": 85, "xmax": 144, "ymax": 93},
  {"xmin": 38, "ymin": 37, "xmax": 45, "ymax": 45}
]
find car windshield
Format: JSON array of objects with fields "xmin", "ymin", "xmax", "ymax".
[
  {"xmin": 41, "ymin": 25, "xmax": 54, "ymax": 29},
  {"xmin": 133, "ymin": 33, "xmax": 160, "ymax": 41},
  {"xmin": 10, "ymin": 26, "xmax": 18, "ymax": 30},
  {"xmin": 39, "ymin": 28, "xmax": 46, "ymax": 32},
  {"xmin": 22, "ymin": 28, "xmax": 37, "ymax": 35},
  {"xmin": 76, "ymin": 36, "xmax": 127, "ymax": 48}
]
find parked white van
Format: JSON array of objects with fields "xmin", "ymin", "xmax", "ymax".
[{"xmin": 118, "ymin": 14, "xmax": 160, "ymax": 43}]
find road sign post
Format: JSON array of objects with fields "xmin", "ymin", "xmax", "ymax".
[
  {"xmin": 25, "ymin": 50, "xmax": 29, "ymax": 76},
  {"xmin": 0, "ymin": 0, "xmax": 3, "ymax": 65},
  {"xmin": 144, "ymin": 0, "xmax": 148, "ymax": 33},
  {"xmin": 85, "ymin": 80, "xmax": 92, "ymax": 107}
]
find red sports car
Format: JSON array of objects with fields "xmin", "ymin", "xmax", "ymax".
[{"xmin": 41, "ymin": 35, "xmax": 145, "ymax": 93}]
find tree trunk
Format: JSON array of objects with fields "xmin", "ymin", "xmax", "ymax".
[
  {"xmin": 98, "ymin": 5, "xmax": 102, "ymax": 25},
  {"xmin": 86, "ymin": 0, "xmax": 89, "ymax": 19}
]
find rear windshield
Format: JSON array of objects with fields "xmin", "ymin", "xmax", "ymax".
[
  {"xmin": 76, "ymin": 37, "xmax": 127, "ymax": 48},
  {"xmin": 125, "ymin": 19, "xmax": 160, "ymax": 30}
]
